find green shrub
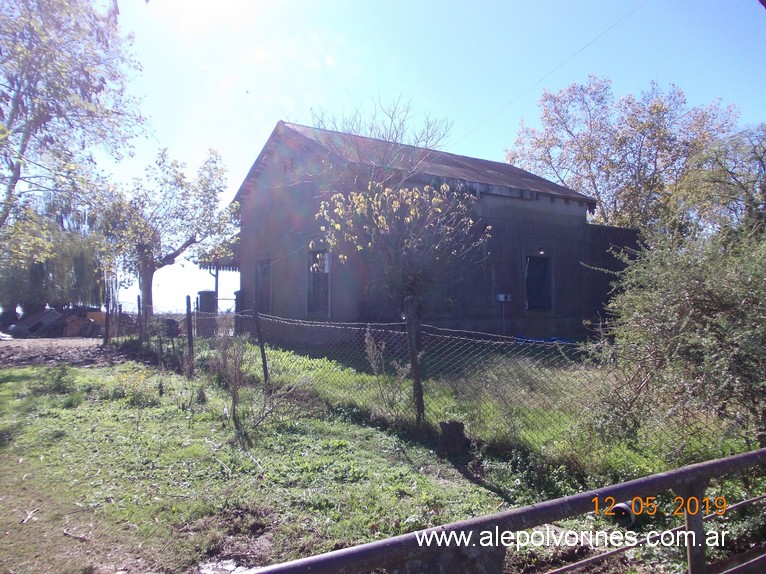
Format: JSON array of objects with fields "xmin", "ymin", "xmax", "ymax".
[
  {"xmin": 30, "ymin": 365, "xmax": 76, "ymax": 396},
  {"xmin": 61, "ymin": 390, "xmax": 84, "ymax": 409}
]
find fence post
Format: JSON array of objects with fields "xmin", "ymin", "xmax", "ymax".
[
  {"xmin": 252, "ymin": 295, "xmax": 271, "ymax": 397},
  {"xmin": 676, "ymin": 479, "xmax": 710, "ymax": 574},
  {"xmin": 103, "ymin": 285, "xmax": 111, "ymax": 345},
  {"xmin": 185, "ymin": 295, "xmax": 194, "ymax": 379},
  {"xmin": 137, "ymin": 295, "xmax": 144, "ymax": 343},
  {"xmin": 405, "ymin": 296, "xmax": 425, "ymax": 428}
]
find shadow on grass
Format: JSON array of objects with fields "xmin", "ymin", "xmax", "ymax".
[
  {"xmin": 326, "ymin": 400, "xmax": 525, "ymax": 505},
  {"xmin": 0, "ymin": 369, "xmax": 40, "ymax": 386},
  {"xmin": 446, "ymin": 452, "xmax": 518, "ymax": 506}
]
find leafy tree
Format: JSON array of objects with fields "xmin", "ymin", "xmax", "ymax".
[
  {"xmin": 316, "ymin": 183, "xmax": 491, "ymax": 308},
  {"xmin": 102, "ymin": 149, "xmax": 237, "ymax": 319},
  {"xmin": 678, "ymin": 125, "xmax": 766, "ymax": 233},
  {"xmin": 310, "ymin": 99, "xmax": 472, "ymax": 306},
  {"xmin": 598, "ymin": 229, "xmax": 766, "ymax": 451},
  {"xmin": 0, "ymin": 210, "xmax": 104, "ymax": 319},
  {"xmin": 312, "ymin": 103, "xmax": 467, "ymax": 428},
  {"xmin": 580, "ymin": 119, "xmax": 766, "ymax": 455},
  {"xmin": 0, "ymin": 0, "xmax": 140, "ymax": 232},
  {"xmin": 506, "ymin": 76, "xmax": 737, "ymax": 230}
]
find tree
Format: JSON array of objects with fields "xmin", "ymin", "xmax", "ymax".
[
  {"xmin": 0, "ymin": 209, "xmax": 104, "ymax": 321},
  {"xmin": 316, "ymin": 182, "xmax": 491, "ymax": 309},
  {"xmin": 102, "ymin": 149, "xmax": 237, "ymax": 319},
  {"xmin": 312, "ymin": 102, "xmax": 472, "ymax": 428},
  {"xmin": 310, "ymin": 99, "xmax": 475, "ymax": 305},
  {"xmin": 506, "ymin": 76, "xmax": 737, "ymax": 230},
  {"xmin": 678, "ymin": 125, "xmax": 766, "ymax": 233},
  {"xmin": 591, "ymin": 126, "xmax": 766, "ymax": 454},
  {"xmin": 0, "ymin": 0, "xmax": 140, "ymax": 233},
  {"xmin": 598, "ymin": 229, "xmax": 766, "ymax": 452},
  {"xmin": 317, "ymin": 182, "xmax": 490, "ymax": 430},
  {"xmin": 311, "ymin": 97, "xmax": 453, "ymax": 190}
]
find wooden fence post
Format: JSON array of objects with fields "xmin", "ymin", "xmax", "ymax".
[
  {"xmin": 185, "ymin": 295, "xmax": 194, "ymax": 379},
  {"xmin": 252, "ymin": 294, "xmax": 271, "ymax": 397},
  {"xmin": 405, "ymin": 296, "xmax": 425, "ymax": 428},
  {"xmin": 103, "ymin": 284, "xmax": 111, "ymax": 345}
]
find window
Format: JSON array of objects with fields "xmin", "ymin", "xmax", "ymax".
[
  {"xmin": 255, "ymin": 259, "xmax": 271, "ymax": 313},
  {"xmin": 308, "ymin": 250, "xmax": 329, "ymax": 315},
  {"xmin": 525, "ymin": 255, "xmax": 552, "ymax": 312}
]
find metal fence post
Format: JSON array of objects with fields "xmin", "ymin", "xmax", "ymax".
[
  {"xmin": 676, "ymin": 479, "xmax": 710, "ymax": 574},
  {"xmin": 185, "ymin": 295, "xmax": 194, "ymax": 379}
]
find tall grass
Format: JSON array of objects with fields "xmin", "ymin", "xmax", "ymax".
[{"xmin": 219, "ymin": 339, "xmax": 750, "ymax": 482}]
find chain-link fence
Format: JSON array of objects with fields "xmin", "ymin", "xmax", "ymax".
[{"xmin": 113, "ymin": 303, "xmax": 752, "ymax": 474}]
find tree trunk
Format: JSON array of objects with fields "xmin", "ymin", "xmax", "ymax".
[
  {"xmin": 405, "ymin": 296, "xmax": 425, "ymax": 429},
  {"xmin": 138, "ymin": 255, "xmax": 156, "ymax": 335}
]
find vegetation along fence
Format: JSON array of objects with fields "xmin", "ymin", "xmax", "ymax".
[
  {"xmin": 111, "ymin": 295, "xmax": 759, "ymax": 478},
  {"xmin": 250, "ymin": 447, "xmax": 766, "ymax": 574}
]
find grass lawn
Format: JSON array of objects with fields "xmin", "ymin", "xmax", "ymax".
[
  {"xmin": 0, "ymin": 363, "xmax": 513, "ymax": 573},
  {"xmin": 1, "ymin": 350, "xmax": 762, "ymax": 574}
]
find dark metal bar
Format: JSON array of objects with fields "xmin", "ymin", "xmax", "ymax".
[
  {"xmin": 185, "ymin": 295, "xmax": 194, "ymax": 378},
  {"xmin": 251, "ymin": 448, "xmax": 766, "ymax": 574},
  {"xmin": 677, "ymin": 479, "xmax": 710, "ymax": 574},
  {"xmin": 546, "ymin": 494, "xmax": 766, "ymax": 574}
]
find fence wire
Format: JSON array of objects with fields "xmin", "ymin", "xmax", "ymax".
[{"xmin": 121, "ymin": 309, "xmax": 750, "ymax": 471}]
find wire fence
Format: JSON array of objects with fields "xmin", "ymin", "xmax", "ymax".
[{"xmin": 110, "ymin": 302, "xmax": 753, "ymax": 474}]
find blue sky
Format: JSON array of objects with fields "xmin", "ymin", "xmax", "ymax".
[{"xmin": 114, "ymin": 0, "xmax": 766, "ymax": 312}]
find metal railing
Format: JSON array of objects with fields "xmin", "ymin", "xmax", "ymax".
[{"xmin": 250, "ymin": 448, "xmax": 766, "ymax": 574}]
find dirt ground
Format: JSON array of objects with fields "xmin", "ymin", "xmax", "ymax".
[{"xmin": 0, "ymin": 337, "xmax": 124, "ymax": 368}]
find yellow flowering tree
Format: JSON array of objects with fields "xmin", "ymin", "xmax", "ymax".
[{"xmin": 316, "ymin": 182, "xmax": 490, "ymax": 307}]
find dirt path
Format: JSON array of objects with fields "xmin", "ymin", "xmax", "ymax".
[{"xmin": 0, "ymin": 338, "xmax": 124, "ymax": 368}]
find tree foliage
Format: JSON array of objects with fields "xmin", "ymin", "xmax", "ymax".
[
  {"xmin": 0, "ymin": 210, "xmax": 104, "ymax": 316},
  {"xmin": 311, "ymin": 100, "xmax": 486, "ymax": 309},
  {"xmin": 596, "ymin": 127, "xmax": 766, "ymax": 451},
  {"xmin": 316, "ymin": 183, "xmax": 490, "ymax": 305},
  {"xmin": 599, "ymin": 229, "xmax": 766, "ymax": 449},
  {"xmin": 678, "ymin": 125, "xmax": 766, "ymax": 232},
  {"xmin": 0, "ymin": 0, "xmax": 140, "ymax": 232},
  {"xmin": 506, "ymin": 76, "xmax": 737, "ymax": 230},
  {"xmin": 101, "ymin": 149, "xmax": 237, "ymax": 316}
]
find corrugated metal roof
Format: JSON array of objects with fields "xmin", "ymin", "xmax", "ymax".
[{"xmin": 283, "ymin": 121, "xmax": 594, "ymax": 206}]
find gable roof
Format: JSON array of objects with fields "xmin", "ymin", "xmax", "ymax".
[{"xmin": 235, "ymin": 120, "xmax": 595, "ymax": 209}]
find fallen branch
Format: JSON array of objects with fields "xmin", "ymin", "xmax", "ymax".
[{"xmin": 20, "ymin": 508, "xmax": 39, "ymax": 524}]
